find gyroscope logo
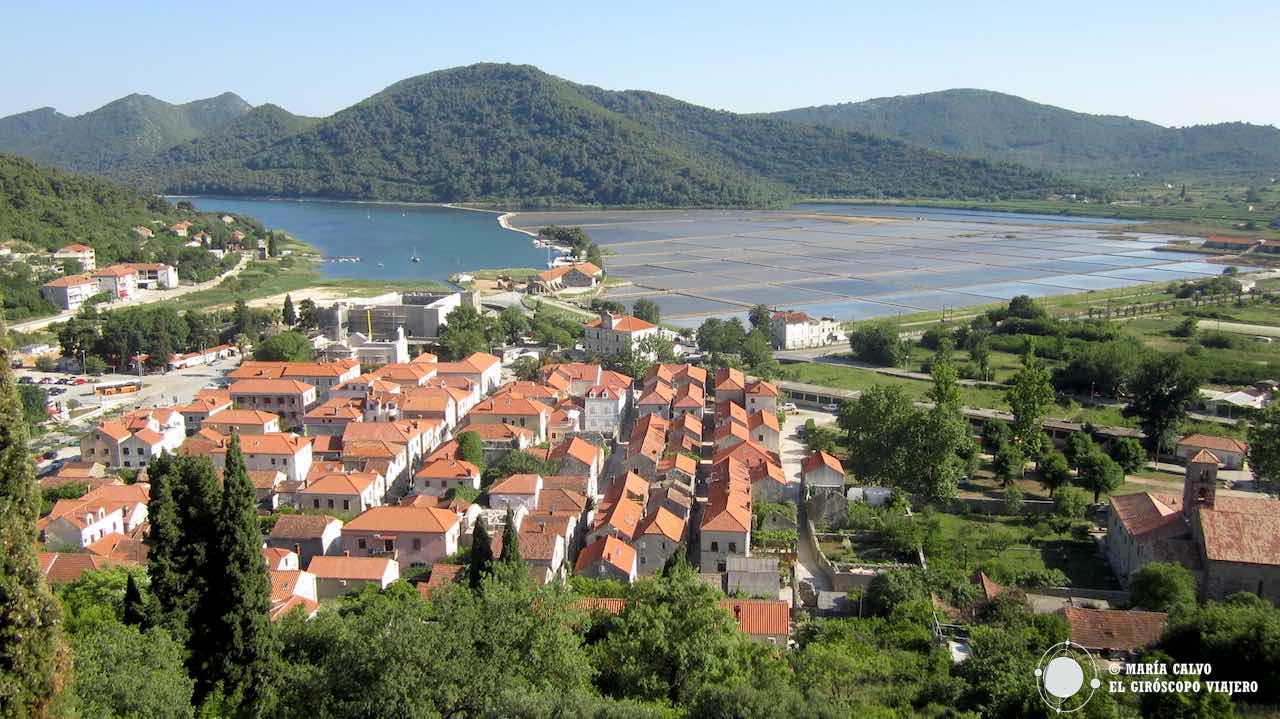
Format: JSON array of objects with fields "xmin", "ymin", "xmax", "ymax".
[{"xmin": 1033, "ymin": 641, "xmax": 1102, "ymax": 713}]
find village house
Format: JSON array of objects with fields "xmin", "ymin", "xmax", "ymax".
[
  {"xmin": 634, "ymin": 506, "xmax": 687, "ymax": 575},
  {"xmin": 80, "ymin": 408, "xmax": 185, "ymax": 469},
  {"xmin": 53, "ymin": 243, "xmax": 96, "ymax": 271},
  {"xmin": 627, "ymin": 414, "xmax": 670, "ymax": 480},
  {"xmin": 229, "ymin": 378, "xmax": 319, "ymax": 427},
  {"xmin": 40, "ymin": 274, "xmax": 99, "ymax": 311},
  {"xmin": 267, "ymin": 514, "xmax": 343, "ymax": 565},
  {"xmin": 124, "ymin": 262, "xmax": 179, "ymax": 289},
  {"xmin": 303, "ymin": 396, "xmax": 366, "ymax": 436},
  {"xmin": 720, "ymin": 599, "xmax": 791, "ymax": 646},
  {"xmin": 431, "ymin": 352, "xmax": 502, "ymax": 395},
  {"xmin": 489, "ymin": 473, "xmax": 545, "ymax": 512},
  {"xmin": 307, "ymin": 555, "xmax": 399, "ymax": 601},
  {"xmin": 132, "ymin": 225, "xmax": 154, "ymax": 239},
  {"xmin": 582, "ymin": 311, "xmax": 660, "ymax": 358},
  {"xmin": 92, "ymin": 264, "xmax": 138, "ymax": 300},
  {"xmin": 191, "ymin": 431, "xmax": 314, "ymax": 484},
  {"xmin": 583, "ymin": 384, "xmax": 628, "ymax": 437},
  {"xmin": 700, "ymin": 472, "xmax": 752, "ymax": 573},
  {"xmin": 540, "ymin": 362, "xmax": 634, "ymax": 398},
  {"xmin": 201, "ymin": 409, "xmax": 282, "ymax": 435},
  {"xmin": 268, "ymin": 568, "xmax": 319, "ymax": 621},
  {"xmin": 747, "ymin": 410, "xmax": 781, "ymax": 453},
  {"xmin": 341, "ymin": 505, "xmax": 462, "ymax": 570},
  {"xmin": 174, "ymin": 390, "xmax": 234, "ymax": 431},
  {"xmin": 412, "ymin": 458, "xmax": 481, "ymax": 497},
  {"xmin": 801, "ymin": 451, "xmax": 846, "ymax": 493},
  {"xmin": 231, "ymin": 360, "xmax": 361, "ymax": 400},
  {"xmin": 493, "ymin": 518, "xmax": 569, "ymax": 578},
  {"xmin": 769, "ymin": 310, "xmax": 842, "ymax": 350},
  {"xmin": 1106, "ymin": 451, "xmax": 1280, "ymax": 601},
  {"xmin": 400, "ymin": 387, "xmax": 460, "ymax": 430},
  {"xmin": 39, "ymin": 484, "xmax": 149, "ymax": 549},
  {"xmin": 298, "ymin": 470, "xmax": 385, "ymax": 513},
  {"xmin": 528, "ymin": 262, "xmax": 603, "ymax": 294},
  {"xmin": 575, "ymin": 535, "xmax": 638, "ymax": 583},
  {"xmin": 168, "ymin": 220, "xmax": 192, "ymax": 237},
  {"xmin": 463, "ymin": 422, "xmax": 536, "ymax": 461},
  {"xmin": 465, "ymin": 394, "xmax": 551, "ymax": 443},
  {"xmin": 1062, "ymin": 607, "xmax": 1167, "ymax": 660},
  {"xmin": 1174, "ymin": 434, "xmax": 1248, "ymax": 470}
]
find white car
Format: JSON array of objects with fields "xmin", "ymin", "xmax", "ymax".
[
  {"xmin": 821, "ymin": 403, "xmax": 841, "ymax": 412},
  {"xmin": 780, "ymin": 402, "xmax": 797, "ymax": 413}
]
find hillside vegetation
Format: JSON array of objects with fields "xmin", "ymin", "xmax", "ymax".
[
  {"xmin": 0, "ymin": 92, "xmax": 251, "ymax": 174},
  {"xmin": 766, "ymin": 89, "xmax": 1280, "ymax": 181},
  {"xmin": 0, "ymin": 65, "xmax": 1070, "ymax": 207}
]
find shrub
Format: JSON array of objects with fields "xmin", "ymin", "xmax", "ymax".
[
  {"xmin": 1199, "ymin": 331, "xmax": 1237, "ymax": 350},
  {"xmin": 1002, "ymin": 485, "xmax": 1024, "ymax": 514}
]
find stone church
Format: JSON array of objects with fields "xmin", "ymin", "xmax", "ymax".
[{"xmin": 1106, "ymin": 449, "xmax": 1280, "ymax": 603}]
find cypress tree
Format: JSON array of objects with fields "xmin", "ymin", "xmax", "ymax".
[
  {"xmin": 145, "ymin": 454, "xmax": 184, "ymax": 624},
  {"xmin": 191, "ymin": 433, "xmax": 278, "ymax": 714},
  {"xmin": 122, "ymin": 572, "xmax": 147, "ymax": 627},
  {"xmin": 498, "ymin": 507, "xmax": 521, "ymax": 564},
  {"xmin": 468, "ymin": 521, "xmax": 494, "ymax": 590},
  {"xmin": 282, "ymin": 294, "xmax": 296, "ymax": 326},
  {"xmin": 0, "ymin": 327, "xmax": 71, "ymax": 715}
]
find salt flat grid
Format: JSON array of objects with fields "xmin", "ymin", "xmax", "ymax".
[{"xmin": 510, "ymin": 209, "xmax": 1248, "ymax": 323}]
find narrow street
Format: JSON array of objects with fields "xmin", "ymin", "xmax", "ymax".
[{"xmin": 780, "ymin": 409, "xmax": 837, "ymax": 594}]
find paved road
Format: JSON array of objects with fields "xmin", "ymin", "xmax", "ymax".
[
  {"xmin": 1194, "ymin": 319, "xmax": 1280, "ymax": 338},
  {"xmin": 12, "ymin": 254, "xmax": 249, "ymax": 333}
]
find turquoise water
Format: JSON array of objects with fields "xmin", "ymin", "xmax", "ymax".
[{"xmin": 184, "ymin": 197, "xmax": 546, "ymax": 282}]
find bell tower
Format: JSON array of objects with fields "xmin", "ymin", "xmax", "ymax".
[{"xmin": 1182, "ymin": 449, "xmax": 1219, "ymax": 515}]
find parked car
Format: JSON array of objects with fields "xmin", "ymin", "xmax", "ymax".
[
  {"xmin": 780, "ymin": 402, "xmax": 798, "ymax": 413},
  {"xmin": 73, "ymin": 378, "xmax": 88, "ymax": 385},
  {"xmin": 821, "ymin": 403, "xmax": 841, "ymax": 412},
  {"xmin": 18, "ymin": 376, "xmax": 34, "ymax": 384},
  {"xmin": 48, "ymin": 387, "xmax": 65, "ymax": 396},
  {"xmin": 38, "ymin": 378, "xmax": 54, "ymax": 385},
  {"xmin": 42, "ymin": 450, "xmax": 58, "ymax": 460}
]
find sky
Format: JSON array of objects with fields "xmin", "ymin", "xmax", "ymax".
[{"xmin": 4, "ymin": 2, "xmax": 1277, "ymax": 128}]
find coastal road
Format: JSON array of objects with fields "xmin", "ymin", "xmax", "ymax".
[{"xmin": 12, "ymin": 254, "xmax": 249, "ymax": 333}]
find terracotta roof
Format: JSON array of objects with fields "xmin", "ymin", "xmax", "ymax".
[
  {"xmin": 340, "ymin": 439, "xmax": 403, "ymax": 460},
  {"xmin": 463, "ymin": 423, "xmax": 534, "ymax": 441},
  {"xmin": 231, "ymin": 433, "xmax": 310, "ymax": 456},
  {"xmin": 537, "ymin": 262, "xmax": 603, "ymax": 282},
  {"xmin": 719, "ymin": 599, "xmax": 790, "ymax": 637},
  {"xmin": 1108, "ymin": 492, "xmax": 1185, "ymax": 538},
  {"xmin": 594, "ymin": 495, "xmax": 644, "ymax": 541},
  {"xmin": 230, "ymin": 378, "xmax": 315, "ymax": 395},
  {"xmin": 973, "ymin": 571, "xmax": 1004, "ymax": 602},
  {"xmin": 638, "ymin": 506, "xmax": 686, "ymax": 542},
  {"xmin": 542, "ymin": 475, "xmax": 591, "ymax": 496},
  {"xmin": 584, "ymin": 312, "xmax": 657, "ymax": 333},
  {"xmin": 714, "ymin": 367, "xmax": 746, "ymax": 392},
  {"xmin": 772, "ymin": 310, "xmax": 813, "ymax": 323},
  {"xmin": 203, "ymin": 409, "xmax": 280, "ymax": 427},
  {"xmin": 801, "ymin": 451, "xmax": 843, "ymax": 476},
  {"xmin": 416, "ymin": 459, "xmax": 479, "ymax": 479},
  {"xmin": 712, "ymin": 440, "xmax": 780, "ymax": 468},
  {"xmin": 748, "ymin": 410, "xmax": 779, "ymax": 432},
  {"xmin": 345, "ymin": 505, "xmax": 459, "ymax": 534},
  {"xmin": 58, "ymin": 243, "xmax": 94, "ymax": 253},
  {"xmin": 270, "ymin": 514, "xmax": 340, "ymax": 539},
  {"xmin": 459, "ymin": 352, "xmax": 501, "ymax": 372},
  {"xmin": 575, "ymin": 535, "xmax": 636, "ymax": 575},
  {"xmin": 248, "ymin": 469, "xmax": 285, "ymax": 490},
  {"xmin": 1198, "ymin": 497, "xmax": 1280, "ymax": 566},
  {"xmin": 93, "ymin": 265, "xmax": 137, "ymax": 278},
  {"xmin": 38, "ymin": 552, "xmax": 129, "ymax": 584},
  {"xmin": 84, "ymin": 533, "xmax": 148, "ymax": 562},
  {"xmin": 417, "ymin": 563, "xmax": 466, "ymax": 597},
  {"xmin": 299, "ymin": 471, "xmax": 378, "ymax": 496},
  {"xmin": 304, "ymin": 397, "xmax": 364, "ymax": 421},
  {"xmin": 658, "ymin": 453, "xmax": 697, "ymax": 477},
  {"xmin": 537, "ymin": 487, "xmax": 587, "ymax": 514},
  {"xmin": 1189, "ymin": 449, "xmax": 1221, "ymax": 465},
  {"xmin": 745, "ymin": 379, "xmax": 779, "ymax": 397},
  {"xmin": 472, "ymin": 395, "xmax": 551, "ymax": 416},
  {"xmin": 1177, "ymin": 434, "xmax": 1248, "ymax": 454},
  {"xmin": 234, "ymin": 360, "xmax": 360, "ymax": 379},
  {"xmin": 552, "ymin": 437, "xmax": 601, "ymax": 468},
  {"xmin": 1063, "ymin": 608, "xmax": 1167, "ymax": 652},
  {"xmin": 306, "ymin": 555, "xmax": 394, "ymax": 581},
  {"xmin": 262, "ymin": 547, "xmax": 296, "ymax": 570},
  {"xmin": 573, "ymin": 597, "xmax": 628, "ymax": 614},
  {"xmin": 43, "ymin": 273, "xmax": 96, "ymax": 288},
  {"xmin": 701, "ymin": 475, "xmax": 752, "ymax": 533},
  {"xmin": 490, "ymin": 473, "xmax": 542, "ymax": 496}
]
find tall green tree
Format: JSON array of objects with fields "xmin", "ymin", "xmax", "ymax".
[
  {"xmin": 71, "ymin": 622, "xmax": 195, "ymax": 719},
  {"xmin": 468, "ymin": 522, "xmax": 495, "ymax": 590},
  {"xmin": 1039, "ymin": 452, "xmax": 1072, "ymax": 498},
  {"xmin": 253, "ymin": 331, "xmax": 314, "ymax": 362},
  {"xmin": 838, "ymin": 384, "xmax": 915, "ymax": 487},
  {"xmin": 740, "ymin": 329, "xmax": 778, "ymax": 379},
  {"xmin": 122, "ymin": 573, "xmax": 147, "ymax": 627},
  {"xmin": 0, "ymin": 327, "xmax": 71, "ymax": 716},
  {"xmin": 1247, "ymin": 402, "xmax": 1280, "ymax": 496},
  {"xmin": 282, "ymin": 294, "xmax": 297, "ymax": 326},
  {"xmin": 499, "ymin": 508, "xmax": 522, "ymax": 565},
  {"xmin": 456, "ymin": 431, "xmax": 485, "ymax": 469},
  {"xmin": 747, "ymin": 304, "xmax": 772, "ymax": 331},
  {"xmin": 1076, "ymin": 450, "xmax": 1123, "ymax": 503},
  {"xmin": 1127, "ymin": 353, "xmax": 1203, "ymax": 464},
  {"xmin": 848, "ymin": 322, "xmax": 909, "ymax": 367},
  {"xmin": 1004, "ymin": 354, "xmax": 1055, "ymax": 469},
  {"xmin": 191, "ymin": 433, "xmax": 278, "ymax": 714},
  {"xmin": 1129, "ymin": 562, "xmax": 1198, "ymax": 614}
]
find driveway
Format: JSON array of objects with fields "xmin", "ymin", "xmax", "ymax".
[{"xmin": 781, "ymin": 408, "xmax": 838, "ymax": 593}]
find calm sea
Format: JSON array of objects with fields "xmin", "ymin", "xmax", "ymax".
[{"xmin": 184, "ymin": 197, "xmax": 546, "ymax": 282}]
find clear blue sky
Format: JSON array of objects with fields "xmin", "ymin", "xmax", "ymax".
[{"xmin": 4, "ymin": 2, "xmax": 1276, "ymax": 128}]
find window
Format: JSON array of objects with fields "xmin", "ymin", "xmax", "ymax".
[
  {"xmin": 717, "ymin": 561, "xmax": 726, "ymax": 572},
  {"xmin": 412, "ymin": 538, "xmax": 421, "ymax": 550},
  {"xmin": 729, "ymin": 542, "xmax": 737, "ymax": 553},
  {"xmin": 384, "ymin": 539, "xmax": 394, "ymax": 552},
  {"xmin": 327, "ymin": 499, "xmax": 334, "ymax": 509},
  {"xmin": 710, "ymin": 541, "xmax": 719, "ymax": 552},
  {"xmin": 640, "ymin": 556, "xmax": 646, "ymax": 565},
  {"xmin": 358, "ymin": 538, "xmax": 367, "ymax": 549},
  {"xmin": 122, "ymin": 447, "xmax": 130, "ymax": 455},
  {"xmin": 342, "ymin": 500, "xmax": 350, "ymax": 511},
  {"xmin": 313, "ymin": 499, "xmax": 320, "ymax": 509}
]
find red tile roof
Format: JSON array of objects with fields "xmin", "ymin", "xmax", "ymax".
[
  {"xmin": 344, "ymin": 505, "xmax": 459, "ymax": 534},
  {"xmin": 1063, "ymin": 608, "xmax": 1167, "ymax": 652},
  {"xmin": 270, "ymin": 514, "xmax": 341, "ymax": 539},
  {"xmin": 489, "ymin": 473, "xmax": 542, "ymax": 496},
  {"xmin": 306, "ymin": 555, "xmax": 394, "ymax": 581},
  {"xmin": 584, "ymin": 312, "xmax": 657, "ymax": 333},
  {"xmin": 417, "ymin": 563, "xmax": 466, "ymax": 597},
  {"xmin": 720, "ymin": 599, "xmax": 790, "ymax": 637},
  {"xmin": 801, "ymin": 451, "xmax": 843, "ymax": 476},
  {"xmin": 638, "ymin": 506, "xmax": 686, "ymax": 542},
  {"xmin": 575, "ymin": 535, "xmax": 636, "ymax": 575},
  {"xmin": 1177, "ymin": 434, "xmax": 1248, "ymax": 454}
]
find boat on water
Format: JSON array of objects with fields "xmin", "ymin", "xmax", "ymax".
[{"xmin": 410, "ymin": 245, "xmax": 421, "ymax": 263}]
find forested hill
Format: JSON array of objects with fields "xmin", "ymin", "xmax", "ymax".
[
  {"xmin": 0, "ymin": 153, "xmax": 177, "ymax": 253},
  {"xmin": 0, "ymin": 92, "xmax": 251, "ymax": 174},
  {"xmin": 573, "ymin": 84, "xmax": 1063, "ymax": 202},
  {"xmin": 0, "ymin": 65, "xmax": 1071, "ymax": 207},
  {"xmin": 765, "ymin": 89, "xmax": 1280, "ymax": 180}
]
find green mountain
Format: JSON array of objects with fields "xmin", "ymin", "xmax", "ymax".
[
  {"xmin": 765, "ymin": 89, "xmax": 1280, "ymax": 180},
  {"xmin": 0, "ymin": 92, "xmax": 251, "ymax": 174},
  {"xmin": 137, "ymin": 65, "xmax": 1067, "ymax": 205}
]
